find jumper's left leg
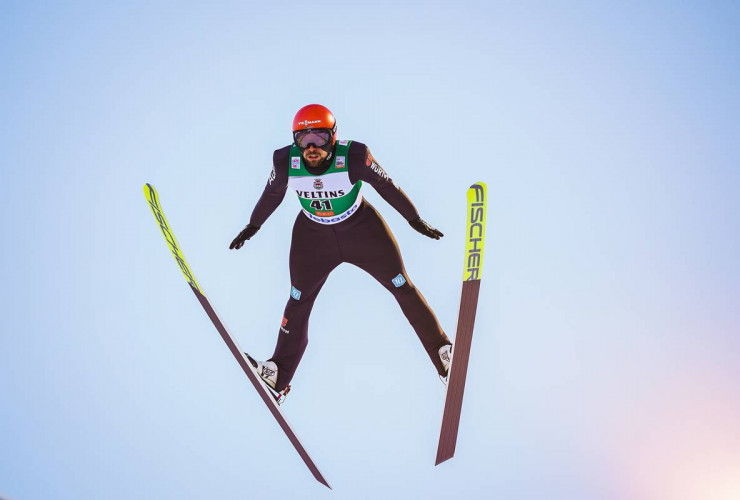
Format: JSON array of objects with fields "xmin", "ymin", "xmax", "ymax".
[{"xmin": 342, "ymin": 204, "xmax": 451, "ymax": 376}]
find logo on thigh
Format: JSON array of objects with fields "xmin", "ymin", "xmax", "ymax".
[
  {"xmin": 280, "ymin": 317, "xmax": 290, "ymax": 334},
  {"xmin": 290, "ymin": 286, "xmax": 302, "ymax": 300},
  {"xmin": 392, "ymin": 274, "xmax": 407, "ymax": 288}
]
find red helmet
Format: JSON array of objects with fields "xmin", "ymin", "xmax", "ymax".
[{"xmin": 292, "ymin": 104, "xmax": 337, "ymax": 146}]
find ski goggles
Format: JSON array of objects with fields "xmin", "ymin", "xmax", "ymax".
[{"xmin": 293, "ymin": 128, "xmax": 332, "ymax": 149}]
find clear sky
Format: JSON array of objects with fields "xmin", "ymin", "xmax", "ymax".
[{"xmin": 1, "ymin": 1, "xmax": 739, "ymax": 499}]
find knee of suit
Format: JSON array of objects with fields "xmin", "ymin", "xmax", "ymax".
[
  {"xmin": 285, "ymin": 286, "xmax": 320, "ymax": 311},
  {"xmin": 288, "ymin": 283, "xmax": 328, "ymax": 302}
]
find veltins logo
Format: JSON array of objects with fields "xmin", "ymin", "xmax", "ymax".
[
  {"xmin": 392, "ymin": 274, "xmax": 406, "ymax": 288},
  {"xmin": 291, "ymin": 157, "xmax": 301, "ymax": 169},
  {"xmin": 290, "ymin": 286, "xmax": 302, "ymax": 300},
  {"xmin": 313, "ymin": 178, "xmax": 323, "ymax": 190}
]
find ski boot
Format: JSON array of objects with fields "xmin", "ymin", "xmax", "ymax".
[
  {"xmin": 245, "ymin": 353, "xmax": 291, "ymax": 405},
  {"xmin": 439, "ymin": 344, "xmax": 453, "ymax": 385}
]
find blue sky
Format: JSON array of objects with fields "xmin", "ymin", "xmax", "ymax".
[{"xmin": 1, "ymin": 1, "xmax": 739, "ymax": 499}]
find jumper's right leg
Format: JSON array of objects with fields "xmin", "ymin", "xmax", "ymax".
[{"xmin": 269, "ymin": 215, "xmax": 340, "ymax": 391}]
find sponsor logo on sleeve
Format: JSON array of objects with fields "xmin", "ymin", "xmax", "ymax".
[
  {"xmin": 365, "ymin": 151, "xmax": 388, "ymax": 179},
  {"xmin": 369, "ymin": 161, "xmax": 388, "ymax": 180}
]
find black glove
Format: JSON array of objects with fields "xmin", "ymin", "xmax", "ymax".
[
  {"xmin": 229, "ymin": 224, "xmax": 260, "ymax": 249},
  {"xmin": 408, "ymin": 217, "xmax": 443, "ymax": 240}
]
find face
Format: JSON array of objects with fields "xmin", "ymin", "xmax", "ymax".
[{"xmin": 302, "ymin": 144, "xmax": 329, "ymax": 167}]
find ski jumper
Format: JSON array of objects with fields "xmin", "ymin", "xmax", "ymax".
[{"xmin": 249, "ymin": 140, "xmax": 450, "ymax": 391}]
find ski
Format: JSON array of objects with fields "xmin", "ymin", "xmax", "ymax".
[
  {"xmin": 435, "ymin": 182, "xmax": 488, "ymax": 466},
  {"xmin": 143, "ymin": 183, "xmax": 331, "ymax": 489}
]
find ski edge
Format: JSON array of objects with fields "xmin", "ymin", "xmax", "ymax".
[
  {"xmin": 435, "ymin": 181, "xmax": 488, "ymax": 465},
  {"xmin": 143, "ymin": 183, "xmax": 332, "ymax": 489}
]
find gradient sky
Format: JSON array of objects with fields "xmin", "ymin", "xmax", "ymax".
[{"xmin": 1, "ymin": 1, "xmax": 739, "ymax": 499}]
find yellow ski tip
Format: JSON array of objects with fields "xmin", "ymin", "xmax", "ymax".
[
  {"xmin": 143, "ymin": 183, "xmax": 203, "ymax": 294},
  {"xmin": 143, "ymin": 183, "xmax": 157, "ymax": 199}
]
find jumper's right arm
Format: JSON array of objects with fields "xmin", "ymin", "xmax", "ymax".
[
  {"xmin": 248, "ymin": 165, "xmax": 288, "ymax": 227},
  {"xmin": 230, "ymin": 148, "xmax": 289, "ymax": 249}
]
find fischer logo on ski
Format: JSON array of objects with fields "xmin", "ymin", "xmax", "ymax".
[{"xmin": 464, "ymin": 184, "xmax": 486, "ymax": 281}]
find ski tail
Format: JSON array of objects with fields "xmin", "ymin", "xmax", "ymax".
[{"xmin": 436, "ymin": 182, "xmax": 487, "ymax": 466}]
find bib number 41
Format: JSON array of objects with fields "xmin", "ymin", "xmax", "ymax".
[{"xmin": 310, "ymin": 200, "xmax": 332, "ymax": 211}]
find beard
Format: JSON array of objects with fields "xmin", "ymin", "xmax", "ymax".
[
  {"xmin": 302, "ymin": 146, "xmax": 333, "ymax": 168},
  {"xmin": 303, "ymin": 152, "xmax": 325, "ymax": 167}
]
